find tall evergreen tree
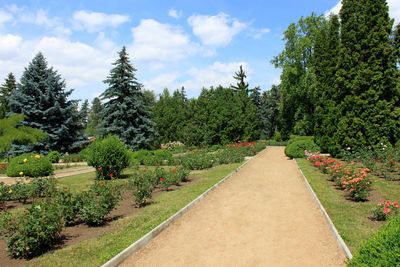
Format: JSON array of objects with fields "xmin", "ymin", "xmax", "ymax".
[
  {"xmin": 8, "ymin": 52, "xmax": 85, "ymax": 154},
  {"xmin": 261, "ymin": 85, "xmax": 281, "ymax": 139},
  {"xmin": 333, "ymin": 0, "xmax": 400, "ymax": 152},
  {"xmin": 78, "ymin": 99, "xmax": 89, "ymax": 131},
  {"xmin": 313, "ymin": 15, "xmax": 340, "ymax": 152},
  {"xmin": 86, "ymin": 97, "xmax": 103, "ymax": 136},
  {"xmin": 231, "ymin": 65, "xmax": 249, "ymax": 94},
  {"xmin": 0, "ymin": 73, "xmax": 16, "ymax": 119},
  {"xmin": 100, "ymin": 46, "xmax": 155, "ymax": 150}
]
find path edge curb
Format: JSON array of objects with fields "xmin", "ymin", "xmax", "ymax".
[
  {"xmin": 294, "ymin": 159, "xmax": 353, "ymax": 260},
  {"xmin": 101, "ymin": 148, "xmax": 266, "ymax": 267}
]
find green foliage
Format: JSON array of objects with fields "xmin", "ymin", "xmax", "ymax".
[
  {"xmin": 348, "ymin": 215, "xmax": 400, "ymax": 266},
  {"xmin": 0, "ymin": 115, "xmax": 47, "ymax": 157},
  {"xmin": 29, "ymin": 177, "xmax": 58, "ymax": 201},
  {"xmin": 87, "ymin": 135, "xmax": 130, "ymax": 179},
  {"xmin": 272, "ymin": 14, "xmax": 326, "ymax": 138},
  {"xmin": 99, "ymin": 46, "xmax": 155, "ymax": 150},
  {"xmin": 86, "ymin": 97, "xmax": 103, "ymax": 136},
  {"xmin": 257, "ymin": 85, "xmax": 280, "ymax": 139},
  {"xmin": 8, "ymin": 52, "xmax": 86, "ymax": 154},
  {"xmin": 333, "ymin": 0, "xmax": 400, "ymax": 153},
  {"xmin": 131, "ymin": 172, "xmax": 155, "ymax": 206},
  {"xmin": 78, "ymin": 181, "xmax": 121, "ymax": 226},
  {"xmin": 0, "ymin": 73, "xmax": 16, "ymax": 119},
  {"xmin": 285, "ymin": 139, "xmax": 320, "ymax": 158},
  {"xmin": 154, "ymin": 88, "xmax": 188, "ymax": 145},
  {"xmin": 47, "ymin": 151, "xmax": 60, "ymax": 163},
  {"xmin": 6, "ymin": 153, "xmax": 53, "ymax": 177},
  {"xmin": 372, "ymin": 200, "xmax": 400, "ymax": 221},
  {"xmin": 54, "ymin": 187, "xmax": 81, "ymax": 225},
  {"xmin": 0, "ymin": 200, "xmax": 63, "ymax": 258}
]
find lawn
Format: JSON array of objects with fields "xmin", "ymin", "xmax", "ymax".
[
  {"xmin": 296, "ymin": 158, "xmax": 400, "ymax": 252},
  {"xmin": 28, "ymin": 162, "xmax": 243, "ymax": 266}
]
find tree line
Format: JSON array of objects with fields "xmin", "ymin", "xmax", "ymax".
[
  {"xmin": 272, "ymin": 0, "xmax": 400, "ymax": 155},
  {"xmin": 0, "ymin": 47, "xmax": 280, "ymax": 156}
]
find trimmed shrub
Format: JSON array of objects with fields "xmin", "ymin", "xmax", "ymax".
[
  {"xmin": 285, "ymin": 139, "xmax": 320, "ymax": 158},
  {"xmin": 6, "ymin": 153, "xmax": 53, "ymax": 177},
  {"xmin": 131, "ymin": 172, "xmax": 154, "ymax": 207},
  {"xmin": 47, "ymin": 151, "xmax": 60, "ymax": 163},
  {"xmin": 348, "ymin": 215, "xmax": 400, "ymax": 266},
  {"xmin": 0, "ymin": 200, "xmax": 63, "ymax": 258},
  {"xmin": 87, "ymin": 135, "xmax": 130, "ymax": 179}
]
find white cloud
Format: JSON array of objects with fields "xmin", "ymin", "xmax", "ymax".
[
  {"xmin": 168, "ymin": 9, "xmax": 182, "ymax": 19},
  {"xmin": 72, "ymin": 10, "xmax": 130, "ymax": 32},
  {"xmin": 143, "ymin": 72, "xmax": 180, "ymax": 93},
  {"xmin": 0, "ymin": 10, "xmax": 13, "ymax": 24},
  {"xmin": 251, "ymin": 28, "xmax": 271, "ymax": 39},
  {"xmin": 129, "ymin": 19, "xmax": 200, "ymax": 62},
  {"xmin": 326, "ymin": 1, "xmax": 400, "ymax": 22},
  {"xmin": 188, "ymin": 12, "xmax": 247, "ymax": 47}
]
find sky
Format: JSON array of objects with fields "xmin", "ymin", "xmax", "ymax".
[{"xmin": 0, "ymin": 0, "xmax": 399, "ymax": 105}]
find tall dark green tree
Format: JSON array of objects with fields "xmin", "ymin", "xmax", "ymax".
[
  {"xmin": 100, "ymin": 46, "xmax": 155, "ymax": 150},
  {"xmin": 0, "ymin": 73, "xmax": 16, "ymax": 119},
  {"xmin": 78, "ymin": 99, "xmax": 89, "ymax": 131},
  {"xmin": 8, "ymin": 52, "xmax": 85, "ymax": 154},
  {"xmin": 313, "ymin": 15, "xmax": 340, "ymax": 152},
  {"xmin": 260, "ymin": 85, "xmax": 281, "ymax": 139},
  {"xmin": 231, "ymin": 65, "xmax": 249, "ymax": 94},
  {"xmin": 333, "ymin": 0, "xmax": 400, "ymax": 152},
  {"xmin": 272, "ymin": 14, "xmax": 326, "ymax": 138},
  {"xmin": 154, "ymin": 88, "xmax": 188, "ymax": 145},
  {"xmin": 86, "ymin": 97, "xmax": 103, "ymax": 136}
]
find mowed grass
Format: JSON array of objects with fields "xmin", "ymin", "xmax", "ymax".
[
  {"xmin": 296, "ymin": 158, "xmax": 400, "ymax": 252},
  {"xmin": 29, "ymin": 162, "xmax": 243, "ymax": 267}
]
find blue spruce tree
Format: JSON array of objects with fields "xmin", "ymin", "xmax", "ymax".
[
  {"xmin": 100, "ymin": 46, "xmax": 155, "ymax": 150},
  {"xmin": 8, "ymin": 52, "xmax": 86, "ymax": 154}
]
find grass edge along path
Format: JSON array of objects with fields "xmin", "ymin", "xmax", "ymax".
[
  {"xmin": 28, "ymin": 162, "xmax": 243, "ymax": 267},
  {"xmin": 295, "ymin": 158, "xmax": 398, "ymax": 253}
]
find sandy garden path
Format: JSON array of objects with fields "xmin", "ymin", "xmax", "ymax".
[{"xmin": 120, "ymin": 146, "xmax": 347, "ymax": 267}]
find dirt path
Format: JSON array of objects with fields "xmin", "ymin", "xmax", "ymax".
[
  {"xmin": 0, "ymin": 167, "xmax": 94, "ymax": 185},
  {"xmin": 120, "ymin": 147, "xmax": 347, "ymax": 267}
]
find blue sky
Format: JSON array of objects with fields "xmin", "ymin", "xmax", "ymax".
[{"xmin": 0, "ymin": 0, "xmax": 399, "ymax": 105}]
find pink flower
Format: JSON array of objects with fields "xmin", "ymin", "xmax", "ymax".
[
  {"xmin": 101, "ymin": 182, "xmax": 104, "ymax": 185},
  {"xmin": 173, "ymin": 169, "xmax": 177, "ymax": 173},
  {"xmin": 384, "ymin": 208, "xmax": 391, "ymax": 215},
  {"xmin": 160, "ymin": 177, "xmax": 164, "ymax": 181},
  {"xmin": 110, "ymin": 174, "xmax": 114, "ymax": 177},
  {"xmin": 97, "ymin": 167, "xmax": 101, "ymax": 171}
]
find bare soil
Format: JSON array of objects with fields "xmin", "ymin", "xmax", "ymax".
[
  {"xmin": 0, "ymin": 175, "xmax": 201, "ymax": 267},
  {"xmin": 121, "ymin": 147, "xmax": 347, "ymax": 267}
]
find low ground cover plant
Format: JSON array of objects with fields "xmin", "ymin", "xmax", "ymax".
[{"xmin": 6, "ymin": 153, "xmax": 53, "ymax": 177}]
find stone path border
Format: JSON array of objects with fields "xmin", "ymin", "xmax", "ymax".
[
  {"xmin": 101, "ymin": 152, "xmax": 261, "ymax": 267},
  {"xmin": 294, "ymin": 159, "xmax": 353, "ymax": 260}
]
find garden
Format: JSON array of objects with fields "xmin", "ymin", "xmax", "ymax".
[
  {"xmin": 0, "ymin": 136, "xmax": 267, "ymax": 266},
  {"xmin": 284, "ymin": 135, "xmax": 400, "ymax": 266}
]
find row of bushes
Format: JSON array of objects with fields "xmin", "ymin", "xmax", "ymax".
[
  {"xmin": 0, "ymin": 179, "xmax": 121, "ymax": 258},
  {"xmin": 284, "ymin": 136, "xmax": 320, "ymax": 158}
]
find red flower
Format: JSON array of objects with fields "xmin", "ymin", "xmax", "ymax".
[
  {"xmin": 391, "ymin": 161, "xmax": 396, "ymax": 166},
  {"xmin": 142, "ymin": 169, "xmax": 146, "ymax": 173},
  {"xmin": 101, "ymin": 182, "xmax": 104, "ymax": 185},
  {"xmin": 173, "ymin": 169, "xmax": 177, "ymax": 173},
  {"xmin": 97, "ymin": 167, "xmax": 101, "ymax": 171},
  {"xmin": 110, "ymin": 174, "xmax": 114, "ymax": 177},
  {"xmin": 74, "ymin": 158, "xmax": 78, "ymax": 161},
  {"xmin": 384, "ymin": 207, "xmax": 391, "ymax": 215},
  {"xmin": 160, "ymin": 177, "xmax": 164, "ymax": 181}
]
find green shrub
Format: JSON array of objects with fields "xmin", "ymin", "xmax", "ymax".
[
  {"xmin": 6, "ymin": 153, "xmax": 53, "ymax": 177},
  {"xmin": 54, "ymin": 187, "xmax": 81, "ymax": 225},
  {"xmin": 131, "ymin": 172, "xmax": 154, "ymax": 207},
  {"xmin": 285, "ymin": 139, "xmax": 320, "ymax": 158},
  {"xmin": 348, "ymin": 215, "xmax": 400, "ymax": 266},
  {"xmin": 29, "ymin": 177, "xmax": 58, "ymax": 202},
  {"xmin": 10, "ymin": 181, "xmax": 31, "ymax": 204},
  {"xmin": 78, "ymin": 181, "xmax": 121, "ymax": 226},
  {"xmin": 130, "ymin": 149, "xmax": 153, "ymax": 164},
  {"xmin": 0, "ymin": 200, "xmax": 63, "ymax": 258},
  {"xmin": 0, "ymin": 162, "xmax": 8, "ymax": 174},
  {"xmin": 87, "ymin": 135, "xmax": 130, "ymax": 180},
  {"xmin": 0, "ymin": 182, "xmax": 12, "ymax": 209},
  {"xmin": 47, "ymin": 151, "xmax": 60, "ymax": 163}
]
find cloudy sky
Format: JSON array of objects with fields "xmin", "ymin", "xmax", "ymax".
[{"xmin": 0, "ymin": 0, "xmax": 399, "ymax": 104}]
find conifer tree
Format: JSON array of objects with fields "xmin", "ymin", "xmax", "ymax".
[
  {"xmin": 8, "ymin": 52, "xmax": 85, "ymax": 154},
  {"xmin": 79, "ymin": 99, "xmax": 89, "ymax": 131},
  {"xmin": 0, "ymin": 73, "xmax": 16, "ymax": 119},
  {"xmin": 333, "ymin": 0, "xmax": 400, "ymax": 152},
  {"xmin": 100, "ymin": 46, "xmax": 155, "ymax": 150},
  {"xmin": 314, "ymin": 15, "xmax": 340, "ymax": 152},
  {"xmin": 261, "ymin": 85, "xmax": 280, "ymax": 139},
  {"xmin": 86, "ymin": 97, "xmax": 103, "ymax": 136},
  {"xmin": 231, "ymin": 65, "xmax": 249, "ymax": 94}
]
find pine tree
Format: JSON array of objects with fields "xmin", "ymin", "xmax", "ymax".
[
  {"xmin": 0, "ymin": 73, "xmax": 16, "ymax": 119},
  {"xmin": 261, "ymin": 85, "xmax": 280, "ymax": 139},
  {"xmin": 314, "ymin": 15, "xmax": 340, "ymax": 152},
  {"xmin": 100, "ymin": 46, "xmax": 155, "ymax": 150},
  {"xmin": 86, "ymin": 97, "xmax": 103, "ymax": 136},
  {"xmin": 8, "ymin": 52, "xmax": 85, "ymax": 154},
  {"xmin": 333, "ymin": 0, "xmax": 400, "ymax": 152},
  {"xmin": 79, "ymin": 99, "xmax": 89, "ymax": 131},
  {"xmin": 231, "ymin": 65, "xmax": 249, "ymax": 94}
]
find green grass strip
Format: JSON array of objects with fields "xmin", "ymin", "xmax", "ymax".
[
  {"xmin": 296, "ymin": 159, "xmax": 386, "ymax": 252},
  {"xmin": 29, "ymin": 163, "xmax": 242, "ymax": 267}
]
